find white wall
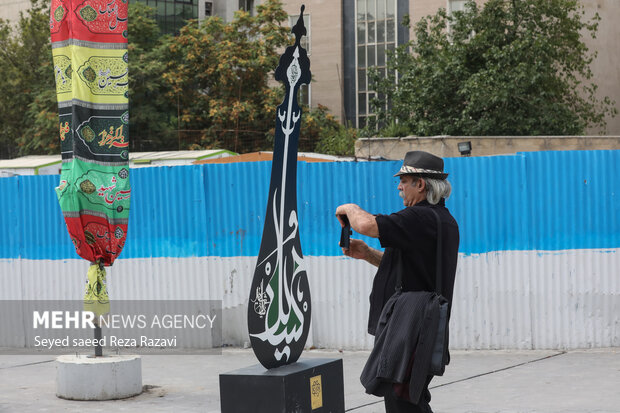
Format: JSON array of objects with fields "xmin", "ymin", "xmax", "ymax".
[{"xmin": 1, "ymin": 249, "xmax": 618, "ymax": 349}]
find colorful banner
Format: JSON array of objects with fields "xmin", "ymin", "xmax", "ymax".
[{"xmin": 51, "ymin": 0, "xmax": 129, "ymax": 311}]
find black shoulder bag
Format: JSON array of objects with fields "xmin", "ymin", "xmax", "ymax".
[
  {"xmin": 428, "ymin": 208, "xmax": 449, "ymax": 376},
  {"xmin": 394, "ymin": 208, "xmax": 449, "ymax": 376}
]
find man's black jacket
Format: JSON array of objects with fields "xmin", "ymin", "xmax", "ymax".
[{"xmin": 360, "ymin": 290, "xmax": 442, "ymax": 404}]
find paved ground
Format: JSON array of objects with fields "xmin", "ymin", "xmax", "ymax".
[{"xmin": 0, "ymin": 348, "xmax": 618, "ymax": 412}]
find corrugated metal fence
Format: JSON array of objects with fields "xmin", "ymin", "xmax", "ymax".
[{"xmin": 0, "ymin": 150, "xmax": 619, "ymax": 349}]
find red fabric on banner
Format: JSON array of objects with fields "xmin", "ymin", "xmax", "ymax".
[
  {"xmin": 50, "ymin": 0, "xmax": 128, "ymax": 44},
  {"xmin": 64, "ymin": 215, "xmax": 128, "ymax": 264}
]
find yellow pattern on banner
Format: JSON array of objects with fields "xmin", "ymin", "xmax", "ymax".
[
  {"xmin": 52, "ymin": 45, "xmax": 128, "ymax": 105},
  {"xmin": 309, "ymin": 375, "xmax": 323, "ymax": 410},
  {"xmin": 84, "ymin": 263, "xmax": 110, "ymax": 317},
  {"xmin": 52, "ymin": 54, "xmax": 72, "ymax": 96}
]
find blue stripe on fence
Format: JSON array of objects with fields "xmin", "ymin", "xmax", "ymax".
[{"xmin": 1, "ymin": 150, "xmax": 619, "ymax": 260}]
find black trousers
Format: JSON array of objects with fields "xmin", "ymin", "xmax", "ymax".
[{"xmin": 383, "ymin": 376, "xmax": 433, "ymax": 413}]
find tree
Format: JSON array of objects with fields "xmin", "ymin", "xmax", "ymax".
[
  {"xmin": 127, "ymin": 3, "xmax": 177, "ymax": 151},
  {"xmin": 369, "ymin": 0, "xmax": 617, "ymax": 137},
  {"xmin": 0, "ymin": 0, "xmax": 56, "ymax": 158},
  {"xmin": 0, "ymin": 0, "xmax": 356, "ymax": 157},
  {"xmin": 300, "ymin": 105, "xmax": 357, "ymax": 156},
  {"xmin": 161, "ymin": 0, "xmax": 292, "ymax": 152}
]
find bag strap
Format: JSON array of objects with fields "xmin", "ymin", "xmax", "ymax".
[
  {"xmin": 395, "ymin": 207, "xmax": 443, "ymax": 294},
  {"xmin": 430, "ymin": 209, "xmax": 443, "ymax": 295}
]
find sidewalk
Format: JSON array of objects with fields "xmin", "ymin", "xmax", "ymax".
[{"xmin": 0, "ymin": 348, "xmax": 618, "ymax": 412}]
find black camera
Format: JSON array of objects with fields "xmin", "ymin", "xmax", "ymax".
[{"xmin": 338, "ymin": 215, "xmax": 352, "ymax": 249}]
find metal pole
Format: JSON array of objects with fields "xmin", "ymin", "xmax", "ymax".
[{"xmin": 94, "ymin": 323, "xmax": 102, "ymax": 357}]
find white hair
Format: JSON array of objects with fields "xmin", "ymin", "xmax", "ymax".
[{"xmin": 423, "ymin": 178, "xmax": 452, "ymax": 205}]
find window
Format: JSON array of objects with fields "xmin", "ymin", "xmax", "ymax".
[
  {"xmin": 141, "ymin": 0, "xmax": 198, "ymax": 34},
  {"xmin": 289, "ymin": 14, "xmax": 311, "ymax": 107},
  {"xmin": 289, "ymin": 14, "xmax": 311, "ymax": 54},
  {"xmin": 447, "ymin": 0, "xmax": 474, "ymax": 39},
  {"xmin": 239, "ymin": 0, "xmax": 254, "ymax": 16},
  {"xmin": 448, "ymin": 0, "xmax": 467, "ymax": 14},
  {"xmin": 355, "ymin": 0, "xmax": 397, "ymax": 129}
]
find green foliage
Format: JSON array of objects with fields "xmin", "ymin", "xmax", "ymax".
[
  {"xmin": 0, "ymin": 0, "xmax": 56, "ymax": 157},
  {"xmin": 369, "ymin": 0, "xmax": 617, "ymax": 137},
  {"xmin": 161, "ymin": 0, "xmax": 292, "ymax": 152},
  {"xmin": 378, "ymin": 120, "xmax": 410, "ymax": 138},
  {"xmin": 0, "ymin": 0, "xmax": 353, "ymax": 157},
  {"xmin": 127, "ymin": 3, "xmax": 176, "ymax": 151},
  {"xmin": 300, "ymin": 104, "xmax": 357, "ymax": 156}
]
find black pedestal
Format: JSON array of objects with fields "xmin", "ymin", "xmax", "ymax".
[{"xmin": 219, "ymin": 358, "xmax": 345, "ymax": 413}]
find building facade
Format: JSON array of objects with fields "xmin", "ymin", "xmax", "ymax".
[
  {"xmin": 2, "ymin": 0, "xmax": 618, "ymax": 133},
  {"xmin": 275, "ymin": 0, "xmax": 620, "ymax": 134}
]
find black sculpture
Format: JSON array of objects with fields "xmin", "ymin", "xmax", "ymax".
[{"xmin": 247, "ymin": 7, "xmax": 312, "ymax": 369}]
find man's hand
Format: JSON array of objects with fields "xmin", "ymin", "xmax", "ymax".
[
  {"xmin": 341, "ymin": 238, "xmax": 383, "ymax": 267},
  {"xmin": 342, "ymin": 238, "xmax": 369, "ymax": 260},
  {"xmin": 335, "ymin": 204, "xmax": 354, "ymax": 227},
  {"xmin": 335, "ymin": 203, "xmax": 379, "ymax": 238}
]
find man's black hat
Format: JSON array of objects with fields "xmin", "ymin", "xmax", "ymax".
[{"xmin": 394, "ymin": 151, "xmax": 448, "ymax": 180}]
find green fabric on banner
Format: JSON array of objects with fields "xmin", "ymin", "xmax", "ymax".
[{"xmin": 56, "ymin": 158, "xmax": 130, "ymax": 219}]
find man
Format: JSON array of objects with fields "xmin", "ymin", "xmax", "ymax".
[{"xmin": 335, "ymin": 151, "xmax": 459, "ymax": 413}]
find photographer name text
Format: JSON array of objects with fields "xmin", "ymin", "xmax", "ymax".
[
  {"xmin": 33, "ymin": 311, "xmax": 217, "ymax": 329},
  {"xmin": 34, "ymin": 335, "xmax": 177, "ymax": 349}
]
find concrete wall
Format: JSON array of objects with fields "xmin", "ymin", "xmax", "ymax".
[
  {"xmin": 581, "ymin": 0, "xmax": 620, "ymax": 135},
  {"xmin": 0, "ymin": 0, "xmax": 30, "ymax": 22},
  {"xmin": 410, "ymin": 0, "xmax": 485, "ymax": 23},
  {"xmin": 281, "ymin": 0, "xmax": 344, "ymax": 121},
  {"xmin": 355, "ymin": 136, "xmax": 620, "ymax": 159}
]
